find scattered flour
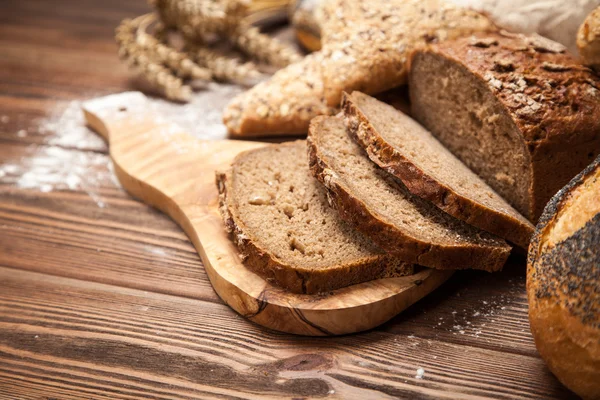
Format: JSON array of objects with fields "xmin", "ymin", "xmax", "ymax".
[
  {"xmin": 415, "ymin": 367, "xmax": 425, "ymax": 379},
  {"xmin": 0, "ymin": 146, "xmax": 116, "ymax": 208},
  {"xmin": 2, "ymin": 82, "xmax": 244, "ymax": 208}
]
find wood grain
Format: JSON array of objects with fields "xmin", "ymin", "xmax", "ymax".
[
  {"xmin": 0, "ymin": 267, "xmax": 576, "ymax": 400},
  {"xmin": 0, "ymin": 0, "xmax": 575, "ymax": 397}
]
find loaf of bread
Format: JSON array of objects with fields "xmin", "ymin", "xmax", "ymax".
[
  {"xmin": 342, "ymin": 91, "xmax": 534, "ymax": 249},
  {"xmin": 224, "ymin": 0, "xmax": 495, "ymax": 137},
  {"xmin": 527, "ymin": 155, "xmax": 600, "ymax": 400},
  {"xmin": 578, "ymin": 6, "xmax": 600, "ymax": 72},
  {"xmin": 216, "ymin": 141, "xmax": 414, "ymax": 294},
  {"xmin": 409, "ymin": 31, "xmax": 600, "ymax": 222},
  {"xmin": 308, "ymin": 116, "xmax": 512, "ymax": 272},
  {"xmin": 447, "ymin": 0, "xmax": 600, "ymax": 54}
]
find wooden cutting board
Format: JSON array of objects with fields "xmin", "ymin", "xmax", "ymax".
[{"xmin": 82, "ymin": 92, "xmax": 453, "ymax": 336}]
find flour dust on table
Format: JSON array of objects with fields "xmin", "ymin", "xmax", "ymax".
[{"xmin": 0, "ymin": 82, "xmax": 243, "ymax": 208}]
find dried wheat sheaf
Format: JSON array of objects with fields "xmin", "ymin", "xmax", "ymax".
[{"xmin": 116, "ymin": 0, "xmax": 302, "ymax": 101}]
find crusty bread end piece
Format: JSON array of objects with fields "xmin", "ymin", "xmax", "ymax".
[{"xmin": 410, "ymin": 31, "xmax": 600, "ymax": 222}]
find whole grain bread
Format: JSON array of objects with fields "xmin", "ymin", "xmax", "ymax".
[
  {"xmin": 527, "ymin": 155, "xmax": 600, "ymax": 399},
  {"xmin": 342, "ymin": 91, "xmax": 534, "ymax": 249},
  {"xmin": 578, "ymin": 6, "xmax": 600, "ymax": 72},
  {"xmin": 216, "ymin": 141, "xmax": 414, "ymax": 294},
  {"xmin": 308, "ymin": 116, "xmax": 511, "ymax": 272},
  {"xmin": 223, "ymin": 0, "xmax": 495, "ymax": 137},
  {"xmin": 222, "ymin": 52, "xmax": 335, "ymax": 136},
  {"xmin": 409, "ymin": 31, "xmax": 600, "ymax": 222}
]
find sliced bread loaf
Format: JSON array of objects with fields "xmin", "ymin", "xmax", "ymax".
[
  {"xmin": 409, "ymin": 31, "xmax": 600, "ymax": 222},
  {"xmin": 307, "ymin": 116, "xmax": 512, "ymax": 272},
  {"xmin": 342, "ymin": 91, "xmax": 534, "ymax": 249},
  {"xmin": 216, "ymin": 141, "xmax": 414, "ymax": 294}
]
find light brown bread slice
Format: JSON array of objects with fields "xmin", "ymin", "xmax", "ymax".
[
  {"xmin": 307, "ymin": 116, "xmax": 511, "ymax": 272},
  {"xmin": 342, "ymin": 91, "xmax": 534, "ymax": 249},
  {"xmin": 409, "ymin": 31, "xmax": 600, "ymax": 222},
  {"xmin": 216, "ymin": 141, "xmax": 414, "ymax": 294}
]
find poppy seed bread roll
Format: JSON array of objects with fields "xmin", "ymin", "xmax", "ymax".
[{"xmin": 527, "ymin": 155, "xmax": 600, "ymax": 399}]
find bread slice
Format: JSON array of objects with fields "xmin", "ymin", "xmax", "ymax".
[
  {"xmin": 307, "ymin": 116, "xmax": 511, "ymax": 272},
  {"xmin": 527, "ymin": 155, "xmax": 600, "ymax": 399},
  {"xmin": 342, "ymin": 91, "xmax": 534, "ymax": 249},
  {"xmin": 216, "ymin": 141, "xmax": 414, "ymax": 294},
  {"xmin": 409, "ymin": 31, "xmax": 600, "ymax": 222}
]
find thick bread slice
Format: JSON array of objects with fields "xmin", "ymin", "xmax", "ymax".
[
  {"xmin": 409, "ymin": 31, "xmax": 600, "ymax": 222},
  {"xmin": 307, "ymin": 116, "xmax": 511, "ymax": 272},
  {"xmin": 216, "ymin": 141, "xmax": 414, "ymax": 294},
  {"xmin": 342, "ymin": 91, "xmax": 534, "ymax": 249},
  {"xmin": 527, "ymin": 155, "xmax": 600, "ymax": 399}
]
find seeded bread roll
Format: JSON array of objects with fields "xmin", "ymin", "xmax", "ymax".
[
  {"xmin": 527, "ymin": 155, "xmax": 600, "ymax": 400},
  {"xmin": 223, "ymin": 0, "xmax": 495, "ymax": 137},
  {"xmin": 308, "ymin": 116, "xmax": 512, "ymax": 272},
  {"xmin": 578, "ymin": 6, "xmax": 600, "ymax": 72},
  {"xmin": 342, "ymin": 91, "xmax": 534, "ymax": 249},
  {"xmin": 216, "ymin": 141, "xmax": 414, "ymax": 294},
  {"xmin": 409, "ymin": 31, "xmax": 600, "ymax": 222}
]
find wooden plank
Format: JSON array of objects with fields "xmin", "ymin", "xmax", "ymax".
[
  {"xmin": 0, "ymin": 0, "xmax": 146, "ymax": 149},
  {"xmin": 0, "ymin": 141, "xmax": 217, "ymax": 301},
  {"xmin": 0, "ymin": 267, "xmax": 575, "ymax": 400}
]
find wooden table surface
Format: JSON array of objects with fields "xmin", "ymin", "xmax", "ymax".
[{"xmin": 0, "ymin": 1, "xmax": 576, "ymax": 399}]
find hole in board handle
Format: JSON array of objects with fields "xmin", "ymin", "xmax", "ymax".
[{"xmin": 118, "ymin": 106, "xmax": 127, "ymax": 112}]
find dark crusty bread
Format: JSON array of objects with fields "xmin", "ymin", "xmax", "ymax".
[
  {"xmin": 527, "ymin": 155, "xmax": 600, "ymax": 400},
  {"xmin": 308, "ymin": 116, "xmax": 511, "ymax": 272},
  {"xmin": 216, "ymin": 141, "xmax": 414, "ymax": 294},
  {"xmin": 409, "ymin": 31, "xmax": 600, "ymax": 222},
  {"xmin": 342, "ymin": 91, "xmax": 534, "ymax": 249}
]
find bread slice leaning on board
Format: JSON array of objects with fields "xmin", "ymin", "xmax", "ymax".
[
  {"xmin": 307, "ymin": 116, "xmax": 511, "ymax": 272},
  {"xmin": 409, "ymin": 31, "xmax": 600, "ymax": 222},
  {"xmin": 341, "ymin": 91, "xmax": 534, "ymax": 249},
  {"xmin": 527, "ymin": 155, "xmax": 600, "ymax": 400},
  {"xmin": 216, "ymin": 141, "xmax": 414, "ymax": 294}
]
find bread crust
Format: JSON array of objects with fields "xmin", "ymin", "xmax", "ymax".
[
  {"xmin": 527, "ymin": 155, "xmax": 600, "ymax": 399},
  {"xmin": 578, "ymin": 6, "xmax": 600, "ymax": 72},
  {"xmin": 216, "ymin": 142, "xmax": 414, "ymax": 294},
  {"xmin": 307, "ymin": 116, "xmax": 511, "ymax": 272},
  {"xmin": 410, "ymin": 31, "xmax": 600, "ymax": 221},
  {"xmin": 342, "ymin": 91, "xmax": 534, "ymax": 249}
]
